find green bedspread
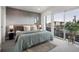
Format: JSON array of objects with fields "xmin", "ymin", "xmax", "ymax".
[
  {"xmin": 13, "ymin": 31, "xmax": 53, "ymax": 52},
  {"xmin": 15, "ymin": 30, "xmax": 41, "ymax": 42}
]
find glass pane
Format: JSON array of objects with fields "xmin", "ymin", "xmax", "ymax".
[
  {"xmin": 46, "ymin": 15, "xmax": 51, "ymax": 31},
  {"xmin": 65, "ymin": 9, "xmax": 79, "ymax": 42},
  {"xmin": 54, "ymin": 12, "xmax": 64, "ymax": 38}
]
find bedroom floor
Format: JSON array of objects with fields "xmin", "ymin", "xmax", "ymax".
[
  {"xmin": 1, "ymin": 37, "xmax": 79, "ymax": 52},
  {"xmin": 1, "ymin": 40, "xmax": 16, "ymax": 52}
]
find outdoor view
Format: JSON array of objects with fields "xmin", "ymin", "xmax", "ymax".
[{"xmin": 46, "ymin": 8, "xmax": 79, "ymax": 42}]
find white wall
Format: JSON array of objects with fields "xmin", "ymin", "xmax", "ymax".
[
  {"xmin": 41, "ymin": 10, "xmax": 52, "ymax": 30},
  {"xmin": 41, "ymin": 14, "xmax": 46, "ymax": 30},
  {"xmin": 0, "ymin": 6, "xmax": 1, "ymax": 50},
  {"xmin": 6, "ymin": 7, "xmax": 41, "ymax": 25},
  {"xmin": 1, "ymin": 7, "xmax": 6, "ymax": 43},
  {"xmin": 41, "ymin": 10, "xmax": 54, "ymax": 38}
]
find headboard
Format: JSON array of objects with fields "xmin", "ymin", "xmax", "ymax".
[
  {"xmin": 14, "ymin": 25, "xmax": 24, "ymax": 32},
  {"xmin": 6, "ymin": 24, "xmax": 40, "ymax": 33}
]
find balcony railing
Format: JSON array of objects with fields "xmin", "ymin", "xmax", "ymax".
[{"xmin": 46, "ymin": 26, "xmax": 79, "ymax": 42}]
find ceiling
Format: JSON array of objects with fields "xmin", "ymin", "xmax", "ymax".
[
  {"xmin": 9, "ymin": 6, "xmax": 50, "ymax": 13},
  {"xmin": 9, "ymin": 6, "xmax": 79, "ymax": 14},
  {"xmin": 47, "ymin": 6, "xmax": 79, "ymax": 14}
]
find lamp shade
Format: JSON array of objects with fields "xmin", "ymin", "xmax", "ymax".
[{"xmin": 9, "ymin": 25, "xmax": 14, "ymax": 29}]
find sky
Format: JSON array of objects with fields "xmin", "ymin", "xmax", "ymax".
[{"xmin": 47, "ymin": 8, "xmax": 79, "ymax": 23}]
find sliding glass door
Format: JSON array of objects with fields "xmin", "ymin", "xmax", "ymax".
[
  {"xmin": 53, "ymin": 8, "xmax": 79, "ymax": 42},
  {"xmin": 44, "ymin": 8, "xmax": 79, "ymax": 42},
  {"xmin": 65, "ymin": 9, "xmax": 79, "ymax": 42},
  {"xmin": 54, "ymin": 12, "xmax": 64, "ymax": 38}
]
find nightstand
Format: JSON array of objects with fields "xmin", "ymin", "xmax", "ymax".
[{"xmin": 8, "ymin": 32, "xmax": 15, "ymax": 40}]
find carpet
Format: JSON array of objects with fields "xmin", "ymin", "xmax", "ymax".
[
  {"xmin": 25, "ymin": 42, "xmax": 56, "ymax": 52},
  {"xmin": 1, "ymin": 40, "xmax": 15, "ymax": 52},
  {"xmin": 1, "ymin": 40, "xmax": 56, "ymax": 52}
]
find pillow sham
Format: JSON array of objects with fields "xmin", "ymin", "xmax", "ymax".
[{"xmin": 24, "ymin": 25, "xmax": 30, "ymax": 31}]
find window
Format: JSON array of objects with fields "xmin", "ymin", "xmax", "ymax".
[
  {"xmin": 65, "ymin": 9, "xmax": 79, "ymax": 41},
  {"xmin": 65, "ymin": 9, "xmax": 79, "ymax": 22},
  {"xmin": 46, "ymin": 15, "xmax": 51, "ymax": 31},
  {"xmin": 54, "ymin": 12, "xmax": 64, "ymax": 38}
]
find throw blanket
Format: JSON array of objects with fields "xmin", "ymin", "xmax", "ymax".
[{"xmin": 13, "ymin": 31, "xmax": 53, "ymax": 52}]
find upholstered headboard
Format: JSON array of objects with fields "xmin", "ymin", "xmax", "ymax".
[
  {"xmin": 6, "ymin": 24, "xmax": 40, "ymax": 34},
  {"xmin": 14, "ymin": 25, "xmax": 24, "ymax": 32}
]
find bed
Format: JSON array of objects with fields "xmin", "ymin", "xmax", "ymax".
[{"xmin": 13, "ymin": 30, "xmax": 53, "ymax": 52}]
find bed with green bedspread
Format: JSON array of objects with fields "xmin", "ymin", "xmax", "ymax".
[
  {"xmin": 13, "ymin": 30, "xmax": 53, "ymax": 52},
  {"xmin": 15, "ymin": 30, "xmax": 41, "ymax": 42}
]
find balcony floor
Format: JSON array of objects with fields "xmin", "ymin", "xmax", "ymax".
[{"xmin": 50, "ymin": 37, "xmax": 79, "ymax": 52}]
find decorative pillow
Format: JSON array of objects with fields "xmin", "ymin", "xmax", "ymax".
[
  {"xmin": 31, "ymin": 25, "xmax": 37, "ymax": 31},
  {"xmin": 16, "ymin": 30, "xmax": 22, "ymax": 36},
  {"xmin": 24, "ymin": 25, "xmax": 30, "ymax": 31}
]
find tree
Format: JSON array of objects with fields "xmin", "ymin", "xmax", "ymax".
[{"xmin": 65, "ymin": 21, "xmax": 79, "ymax": 43}]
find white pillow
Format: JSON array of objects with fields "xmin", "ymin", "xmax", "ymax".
[
  {"xmin": 24, "ymin": 25, "xmax": 30, "ymax": 31},
  {"xmin": 32, "ymin": 25, "xmax": 37, "ymax": 31},
  {"xmin": 16, "ymin": 31, "xmax": 22, "ymax": 35}
]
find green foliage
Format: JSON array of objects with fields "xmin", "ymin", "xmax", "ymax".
[
  {"xmin": 65, "ymin": 22, "xmax": 79, "ymax": 32},
  {"xmin": 77, "ymin": 21, "xmax": 79, "ymax": 23}
]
